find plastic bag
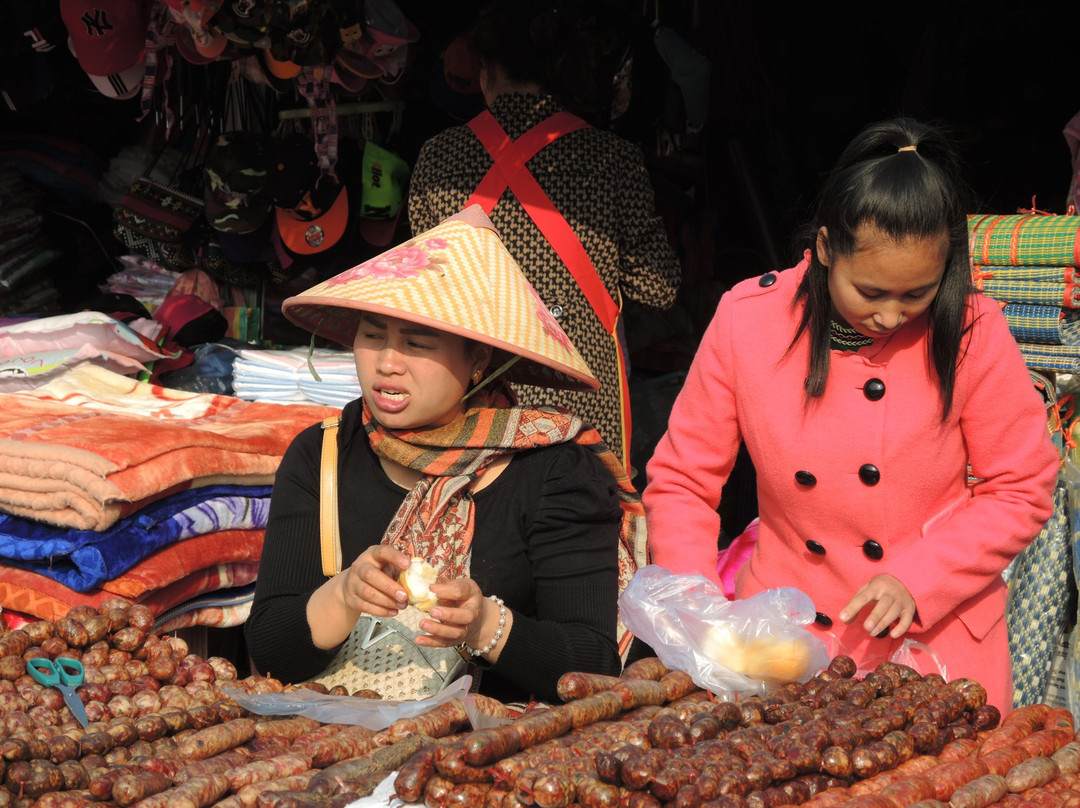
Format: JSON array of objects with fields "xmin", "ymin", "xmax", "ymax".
[
  {"xmin": 618, "ymin": 565, "xmax": 830, "ymax": 698},
  {"xmin": 219, "ymin": 676, "xmax": 513, "ymax": 732}
]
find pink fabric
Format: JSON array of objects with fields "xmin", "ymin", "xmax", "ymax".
[
  {"xmin": 644, "ymin": 259, "xmax": 1059, "ymax": 710},
  {"xmin": 716, "ymin": 519, "xmax": 758, "ymax": 599}
]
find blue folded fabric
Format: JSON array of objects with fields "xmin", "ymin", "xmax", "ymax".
[{"xmin": 0, "ymin": 484, "xmax": 271, "ymax": 592}]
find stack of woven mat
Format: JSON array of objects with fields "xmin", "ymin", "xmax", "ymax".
[{"xmin": 969, "ymin": 212, "xmax": 1080, "ymax": 372}]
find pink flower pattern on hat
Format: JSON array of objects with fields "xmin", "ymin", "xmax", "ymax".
[
  {"xmin": 327, "ymin": 241, "xmax": 446, "ymax": 284},
  {"xmin": 529, "ymin": 287, "xmax": 572, "ymax": 350}
]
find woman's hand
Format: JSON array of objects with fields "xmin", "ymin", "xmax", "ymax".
[
  {"xmin": 339, "ymin": 545, "xmax": 413, "ymax": 618},
  {"xmin": 839, "ymin": 573, "xmax": 917, "ymax": 639},
  {"xmin": 415, "ymin": 577, "xmax": 488, "ymax": 649}
]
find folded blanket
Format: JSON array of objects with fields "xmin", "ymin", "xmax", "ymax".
[
  {"xmin": 1002, "ymin": 304, "xmax": 1080, "ymax": 346},
  {"xmin": 969, "ymin": 213, "xmax": 1080, "ymax": 267},
  {"xmin": 0, "ymin": 365, "xmax": 335, "ymax": 530},
  {"xmin": 0, "ymin": 528, "xmax": 264, "ymax": 621},
  {"xmin": 153, "ymin": 583, "xmax": 255, "ymax": 633},
  {"xmin": 0, "ymin": 484, "xmax": 270, "ymax": 591}
]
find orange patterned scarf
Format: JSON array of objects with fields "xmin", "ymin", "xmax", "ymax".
[{"xmin": 363, "ymin": 388, "xmax": 646, "ymax": 656}]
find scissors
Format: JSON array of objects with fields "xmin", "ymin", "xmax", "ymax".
[{"xmin": 26, "ymin": 657, "xmax": 88, "ymax": 728}]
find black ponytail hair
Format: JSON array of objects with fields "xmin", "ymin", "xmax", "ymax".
[
  {"xmin": 790, "ymin": 117, "xmax": 974, "ymax": 419},
  {"xmin": 469, "ymin": 0, "xmax": 600, "ymax": 124}
]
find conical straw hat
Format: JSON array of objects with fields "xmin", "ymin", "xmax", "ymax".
[{"xmin": 281, "ymin": 205, "xmax": 599, "ymax": 391}]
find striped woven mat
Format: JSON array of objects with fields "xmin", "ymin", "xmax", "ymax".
[
  {"xmin": 969, "ymin": 214, "xmax": 1080, "ymax": 267},
  {"xmin": 1003, "ymin": 304, "xmax": 1080, "ymax": 345},
  {"xmin": 1018, "ymin": 342, "xmax": 1080, "ymax": 373},
  {"xmin": 974, "ymin": 265, "xmax": 1080, "ymax": 308}
]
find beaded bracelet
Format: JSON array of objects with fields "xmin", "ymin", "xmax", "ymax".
[{"xmin": 464, "ymin": 595, "xmax": 507, "ymax": 657}]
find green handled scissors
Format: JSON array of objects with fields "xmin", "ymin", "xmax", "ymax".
[{"xmin": 26, "ymin": 657, "xmax": 88, "ymax": 728}]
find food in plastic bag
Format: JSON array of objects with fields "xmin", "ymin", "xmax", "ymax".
[{"xmin": 618, "ymin": 565, "xmax": 831, "ymax": 697}]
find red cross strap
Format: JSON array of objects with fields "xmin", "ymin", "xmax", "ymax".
[{"xmin": 466, "ymin": 110, "xmax": 621, "ymax": 334}]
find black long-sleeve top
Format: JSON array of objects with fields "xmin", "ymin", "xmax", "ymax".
[{"xmin": 245, "ymin": 399, "xmax": 623, "ymax": 704}]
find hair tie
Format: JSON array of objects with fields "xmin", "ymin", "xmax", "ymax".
[{"xmin": 898, "ymin": 145, "xmax": 917, "ymax": 153}]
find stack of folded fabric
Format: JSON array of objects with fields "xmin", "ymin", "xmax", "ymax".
[
  {"xmin": 969, "ymin": 213, "xmax": 1080, "ymax": 373},
  {"xmin": 232, "ymin": 346, "xmax": 361, "ymax": 408},
  {"xmin": 0, "ymin": 364, "xmax": 337, "ymax": 630}
]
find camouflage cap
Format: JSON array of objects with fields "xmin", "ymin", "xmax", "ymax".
[{"xmin": 203, "ymin": 131, "xmax": 273, "ymax": 235}]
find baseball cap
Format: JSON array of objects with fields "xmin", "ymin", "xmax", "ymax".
[
  {"xmin": 203, "ymin": 131, "xmax": 273, "ymax": 235},
  {"xmin": 363, "ymin": 0, "xmax": 419, "ymax": 83},
  {"xmin": 428, "ymin": 34, "xmax": 484, "ymax": 122},
  {"xmin": 60, "ymin": 0, "xmax": 148, "ymax": 100},
  {"xmin": 266, "ymin": 0, "xmax": 337, "ymax": 67},
  {"xmin": 358, "ymin": 141, "xmax": 409, "ymax": 248},
  {"xmin": 269, "ymin": 135, "xmax": 352, "ymax": 256},
  {"xmin": 0, "ymin": 3, "xmax": 65, "ymax": 112},
  {"xmin": 262, "ymin": 48, "xmax": 302, "ymax": 79}
]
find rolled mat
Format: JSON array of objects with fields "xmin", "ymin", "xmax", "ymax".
[
  {"xmin": 969, "ymin": 213, "xmax": 1080, "ymax": 267},
  {"xmin": 1003, "ymin": 304, "xmax": 1080, "ymax": 345},
  {"xmin": 1016, "ymin": 342, "xmax": 1080, "ymax": 374}
]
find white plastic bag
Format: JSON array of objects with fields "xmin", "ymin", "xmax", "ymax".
[
  {"xmin": 618, "ymin": 565, "xmax": 830, "ymax": 698},
  {"xmin": 219, "ymin": 675, "xmax": 509, "ymax": 731}
]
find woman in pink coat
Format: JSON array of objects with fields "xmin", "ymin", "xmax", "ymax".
[{"xmin": 643, "ymin": 118, "xmax": 1059, "ymax": 710}]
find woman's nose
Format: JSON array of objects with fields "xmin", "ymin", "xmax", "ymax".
[
  {"xmin": 376, "ymin": 346, "xmax": 404, "ymax": 373},
  {"xmin": 874, "ymin": 303, "xmax": 905, "ymax": 329}
]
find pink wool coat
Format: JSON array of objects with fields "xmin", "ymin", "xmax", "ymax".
[{"xmin": 644, "ymin": 259, "xmax": 1059, "ymax": 710}]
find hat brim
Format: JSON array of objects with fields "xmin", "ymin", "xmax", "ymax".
[
  {"xmin": 275, "ymin": 184, "xmax": 349, "ymax": 255},
  {"xmin": 86, "ymin": 62, "xmax": 145, "ymax": 100},
  {"xmin": 280, "ymin": 209, "xmax": 599, "ymax": 392},
  {"xmin": 283, "ymin": 298, "xmax": 599, "ymax": 392}
]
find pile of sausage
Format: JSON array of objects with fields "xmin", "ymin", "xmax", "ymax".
[
  {"xmin": 392, "ymin": 656, "xmax": 1080, "ymax": 808},
  {"xmin": 0, "ymin": 601, "xmax": 510, "ymax": 807}
]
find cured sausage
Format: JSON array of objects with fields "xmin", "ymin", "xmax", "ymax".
[
  {"xmin": 126, "ymin": 771, "xmax": 229, "ymax": 808},
  {"xmin": 621, "ymin": 658, "xmax": 669, "ymax": 681},
  {"xmin": 111, "ymin": 770, "xmax": 172, "ymax": 806},
  {"xmin": 174, "ymin": 718, "xmax": 256, "ymax": 761},
  {"xmin": 233, "ymin": 770, "xmax": 318, "ymax": 807},
  {"xmin": 252, "ymin": 717, "xmax": 322, "ymax": 742},
  {"xmin": 947, "ymin": 773, "xmax": 1007, "ymax": 808},
  {"xmin": 556, "ymin": 673, "xmax": 621, "ymax": 703},
  {"xmin": 927, "ymin": 759, "xmax": 990, "ymax": 802},
  {"xmin": 394, "ymin": 741, "xmax": 445, "ymax": 803},
  {"xmin": 1053, "ymin": 742, "xmax": 1080, "ymax": 775},
  {"xmin": 1005, "ymin": 757, "xmax": 1060, "ymax": 793},
  {"xmin": 226, "ymin": 752, "xmax": 313, "ymax": 792},
  {"xmin": 1015, "ymin": 730, "xmax": 1073, "ymax": 759},
  {"xmin": 305, "ymin": 725, "xmax": 378, "ymax": 768},
  {"xmin": 877, "ymin": 775, "xmax": 936, "ymax": 808}
]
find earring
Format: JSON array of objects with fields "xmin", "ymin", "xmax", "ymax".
[{"xmin": 472, "ymin": 369, "xmax": 483, "ymax": 384}]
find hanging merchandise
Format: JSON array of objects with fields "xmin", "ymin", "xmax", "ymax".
[
  {"xmin": 112, "ymin": 111, "xmax": 215, "ymax": 272},
  {"xmin": 59, "ymin": 0, "xmax": 149, "ymax": 101}
]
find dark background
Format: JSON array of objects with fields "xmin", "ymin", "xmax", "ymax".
[{"xmin": 4, "ymin": 1, "xmax": 1077, "ymax": 311}]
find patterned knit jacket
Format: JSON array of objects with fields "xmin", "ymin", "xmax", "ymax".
[{"xmin": 408, "ymin": 93, "xmax": 682, "ymax": 465}]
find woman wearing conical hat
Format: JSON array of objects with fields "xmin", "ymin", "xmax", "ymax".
[{"xmin": 245, "ymin": 206, "xmax": 645, "ymax": 703}]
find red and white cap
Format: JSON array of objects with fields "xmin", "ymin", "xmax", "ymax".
[{"xmin": 60, "ymin": 0, "xmax": 147, "ymax": 100}]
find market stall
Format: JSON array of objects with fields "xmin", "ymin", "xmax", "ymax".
[{"xmin": 0, "ymin": 603, "xmax": 1079, "ymax": 807}]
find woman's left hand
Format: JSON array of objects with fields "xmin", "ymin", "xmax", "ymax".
[
  {"xmin": 839, "ymin": 574, "xmax": 917, "ymax": 639},
  {"xmin": 414, "ymin": 577, "xmax": 487, "ymax": 649}
]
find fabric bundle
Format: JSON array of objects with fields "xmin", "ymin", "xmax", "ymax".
[
  {"xmin": 0, "ymin": 363, "xmax": 338, "ymax": 630},
  {"xmin": 969, "ymin": 213, "xmax": 1080, "ymax": 372},
  {"xmin": 232, "ymin": 346, "xmax": 361, "ymax": 408},
  {"xmin": 0, "ymin": 364, "xmax": 335, "ymax": 531}
]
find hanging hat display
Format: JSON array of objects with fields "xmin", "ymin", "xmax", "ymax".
[{"xmin": 282, "ymin": 205, "xmax": 598, "ymax": 392}]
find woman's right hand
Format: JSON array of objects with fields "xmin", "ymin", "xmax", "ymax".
[{"xmin": 337, "ymin": 545, "xmax": 412, "ymax": 618}]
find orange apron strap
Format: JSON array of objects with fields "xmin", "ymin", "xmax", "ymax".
[
  {"xmin": 465, "ymin": 111, "xmax": 620, "ymax": 333},
  {"xmin": 466, "ymin": 111, "xmax": 630, "ymax": 472}
]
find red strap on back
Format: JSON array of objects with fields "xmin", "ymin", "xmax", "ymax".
[{"xmin": 466, "ymin": 111, "xmax": 620, "ymax": 333}]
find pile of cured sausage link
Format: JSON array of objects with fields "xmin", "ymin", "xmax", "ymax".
[
  {"xmin": 0, "ymin": 600, "xmax": 514, "ymax": 808},
  {"xmin": 393, "ymin": 656, "xmax": 1080, "ymax": 808}
]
